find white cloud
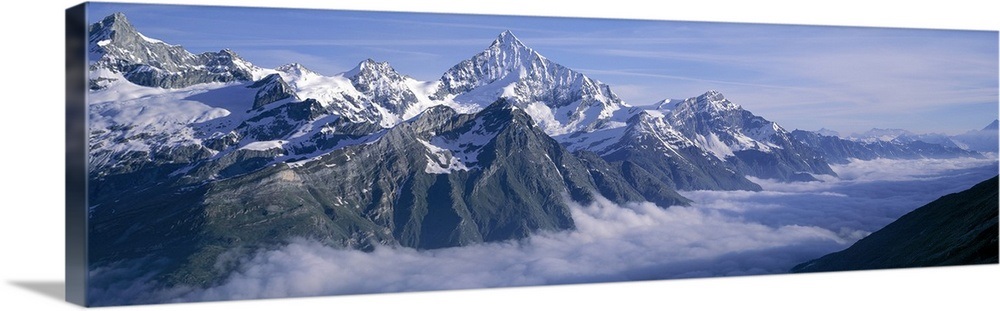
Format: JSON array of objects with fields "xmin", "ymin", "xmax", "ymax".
[
  {"xmin": 179, "ymin": 197, "xmax": 847, "ymax": 302},
  {"xmin": 829, "ymin": 157, "xmax": 999, "ymax": 182}
]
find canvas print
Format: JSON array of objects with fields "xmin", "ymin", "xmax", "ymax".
[{"xmin": 72, "ymin": 2, "xmax": 999, "ymax": 306}]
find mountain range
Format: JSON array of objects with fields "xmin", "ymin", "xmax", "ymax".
[{"xmin": 85, "ymin": 13, "xmax": 994, "ymax": 292}]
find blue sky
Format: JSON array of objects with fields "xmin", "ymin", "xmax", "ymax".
[{"xmin": 87, "ymin": 2, "xmax": 998, "ymax": 135}]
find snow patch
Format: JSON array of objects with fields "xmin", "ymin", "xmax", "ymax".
[
  {"xmin": 240, "ymin": 140, "xmax": 287, "ymax": 151},
  {"xmin": 421, "ymin": 117, "xmax": 504, "ymax": 173},
  {"xmin": 523, "ymin": 102, "xmax": 564, "ymax": 134},
  {"xmin": 87, "ymin": 80, "xmax": 259, "ymax": 169},
  {"xmin": 694, "ymin": 133, "xmax": 735, "ymax": 160},
  {"xmin": 557, "ymin": 126, "xmax": 627, "ymax": 155},
  {"xmin": 138, "ymin": 33, "xmax": 166, "ymax": 44},
  {"xmin": 644, "ymin": 109, "xmax": 664, "ymax": 118},
  {"xmin": 419, "ymin": 139, "xmax": 471, "ymax": 174}
]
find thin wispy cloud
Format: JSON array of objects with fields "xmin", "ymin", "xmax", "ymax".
[
  {"xmin": 178, "ymin": 38, "xmax": 492, "ymax": 48},
  {"xmin": 575, "ymin": 68, "xmax": 814, "ymax": 93},
  {"xmin": 360, "ymin": 46, "xmax": 444, "ymax": 59},
  {"xmin": 88, "ymin": 2, "xmax": 997, "ymax": 135},
  {"xmin": 320, "ymin": 14, "xmax": 551, "ymax": 35},
  {"xmin": 585, "ymin": 48, "xmax": 766, "ymax": 65},
  {"xmin": 536, "ymin": 25, "xmax": 998, "ymax": 134},
  {"xmin": 240, "ymin": 49, "xmax": 345, "ymax": 75}
]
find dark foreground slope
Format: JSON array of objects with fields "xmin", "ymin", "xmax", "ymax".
[{"xmin": 792, "ymin": 176, "xmax": 999, "ymax": 272}]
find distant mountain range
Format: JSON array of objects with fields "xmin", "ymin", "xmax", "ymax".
[
  {"xmin": 85, "ymin": 13, "xmax": 996, "ymax": 291},
  {"xmin": 815, "ymin": 121, "xmax": 999, "ymax": 156},
  {"xmin": 791, "ymin": 129, "xmax": 983, "ymax": 164}
]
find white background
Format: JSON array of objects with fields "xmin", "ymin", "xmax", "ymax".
[{"xmin": 1, "ymin": 0, "xmax": 997, "ymax": 310}]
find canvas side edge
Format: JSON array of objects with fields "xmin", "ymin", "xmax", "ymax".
[{"xmin": 65, "ymin": 2, "xmax": 89, "ymax": 307}]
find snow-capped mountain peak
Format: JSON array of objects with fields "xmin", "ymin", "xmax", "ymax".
[
  {"xmin": 345, "ymin": 58, "xmax": 394, "ymax": 77},
  {"xmin": 667, "ymin": 90, "xmax": 779, "ymax": 151},
  {"xmin": 89, "ymin": 12, "xmax": 164, "ymax": 47},
  {"xmin": 488, "ymin": 30, "xmax": 538, "ymax": 60},
  {"xmin": 89, "ymin": 12, "xmax": 134, "ymax": 42},
  {"xmin": 438, "ymin": 30, "xmax": 543, "ymax": 94},
  {"xmin": 494, "ymin": 30, "xmax": 519, "ymax": 44},
  {"xmin": 88, "ymin": 11, "xmax": 192, "ymax": 63},
  {"xmin": 88, "ymin": 12, "xmax": 261, "ymax": 89},
  {"xmin": 275, "ymin": 63, "xmax": 317, "ymax": 78},
  {"xmin": 436, "ymin": 30, "xmax": 629, "ymax": 136},
  {"xmin": 342, "ymin": 58, "xmax": 431, "ymax": 121},
  {"xmin": 204, "ymin": 49, "xmax": 257, "ymax": 76},
  {"xmin": 663, "ymin": 90, "xmax": 836, "ymax": 180},
  {"xmin": 673, "ymin": 90, "xmax": 741, "ymax": 114}
]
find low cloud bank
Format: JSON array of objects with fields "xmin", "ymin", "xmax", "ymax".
[
  {"xmin": 737, "ymin": 157, "xmax": 999, "ymax": 232},
  {"xmin": 181, "ymin": 197, "xmax": 845, "ymax": 302}
]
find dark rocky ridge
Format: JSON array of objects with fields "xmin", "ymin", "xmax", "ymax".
[
  {"xmin": 792, "ymin": 175, "xmax": 998, "ymax": 272},
  {"xmin": 248, "ymin": 73, "xmax": 297, "ymax": 110}
]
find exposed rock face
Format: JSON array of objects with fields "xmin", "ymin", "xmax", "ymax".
[
  {"xmin": 560, "ymin": 109, "xmax": 763, "ymax": 191},
  {"xmin": 248, "ymin": 73, "xmax": 297, "ymax": 110},
  {"xmin": 89, "ymin": 13, "xmax": 258, "ymax": 89},
  {"xmin": 346, "ymin": 59, "xmax": 421, "ymax": 116}
]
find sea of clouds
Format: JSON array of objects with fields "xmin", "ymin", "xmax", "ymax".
[{"xmin": 89, "ymin": 157, "xmax": 999, "ymax": 305}]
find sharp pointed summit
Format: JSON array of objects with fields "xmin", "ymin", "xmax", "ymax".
[
  {"xmin": 497, "ymin": 29, "xmax": 517, "ymax": 40},
  {"xmin": 345, "ymin": 58, "xmax": 390, "ymax": 77},
  {"xmin": 672, "ymin": 90, "xmax": 741, "ymax": 113},
  {"xmin": 88, "ymin": 11, "xmax": 159, "ymax": 54},
  {"xmin": 435, "ymin": 30, "xmax": 628, "ymax": 135},
  {"xmin": 984, "ymin": 119, "xmax": 998, "ymax": 131},
  {"xmin": 437, "ymin": 30, "xmax": 542, "ymax": 93},
  {"xmin": 89, "ymin": 12, "xmax": 136, "ymax": 40},
  {"xmin": 275, "ymin": 62, "xmax": 314, "ymax": 76},
  {"xmin": 88, "ymin": 12, "xmax": 260, "ymax": 89},
  {"xmin": 490, "ymin": 30, "xmax": 530, "ymax": 51}
]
